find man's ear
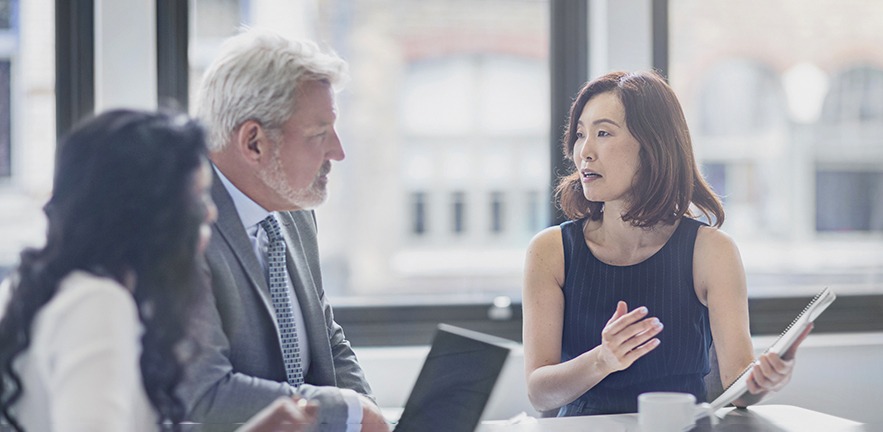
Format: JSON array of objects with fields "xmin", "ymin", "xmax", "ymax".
[{"xmin": 234, "ymin": 120, "xmax": 270, "ymax": 164}]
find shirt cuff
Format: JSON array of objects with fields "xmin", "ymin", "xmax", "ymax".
[{"xmin": 341, "ymin": 388, "xmax": 363, "ymax": 432}]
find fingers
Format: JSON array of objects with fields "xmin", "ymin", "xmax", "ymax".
[
  {"xmin": 759, "ymin": 353, "xmax": 792, "ymax": 376},
  {"xmin": 607, "ymin": 301, "xmax": 629, "ymax": 325},
  {"xmin": 782, "ymin": 323, "xmax": 813, "ymax": 360},
  {"xmin": 623, "ymin": 337, "xmax": 661, "ymax": 362},
  {"xmin": 237, "ymin": 396, "xmax": 317, "ymax": 432},
  {"xmin": 746, "ymin": 365, "xmax": 761, "ymax": 394},
  {"xmin": 621, "ymin": 318, "xmax": 664, "ymax": 350},
  {"xmin": 302, "ymin": 401, "xmax": 319, "ymax": 418},
  {"xmin": 746, "ymin": 322, "xmax": 810, "ymax": 395},
  {"xmin": 604, "ymin": 304, "xmax": 651, "ymax": 336},
  {"xmin": 291, "ymin": 396, "xmax": 318, "ymax": 421},
  {"xmin": 747, "ymin": 354, "xmax": 795, "ymax": 394},
  {"xmin": 599, "ymin": 305, "xmax": 664, "ymax": 372},
  {"xmin": 750, "ymin": 322, "xmax": 810, "ymax": 395},
  {"xmin": 599, "ymin": 325, "xmax": 662, "ymax": 373},
  {"xmin": 603, "ymin": 309, "xmax": 662, "ymax": 347}
]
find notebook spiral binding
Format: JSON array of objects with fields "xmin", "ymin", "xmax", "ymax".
[{"xmin": 765, "ymin": 287, "xmax": 830, "ymax": 355}]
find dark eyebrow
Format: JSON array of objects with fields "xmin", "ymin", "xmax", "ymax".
[
  {"xmin": 592, "ymin": 118, "xmax": 621, "ymax": 128},
  {"xmin": 577, "ymin": 118, "xmax": 622, "ymax": 128}
]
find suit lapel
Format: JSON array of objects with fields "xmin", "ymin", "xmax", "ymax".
[{"xmin": 210, "ymin": 170, "xmax": 277, "ymax": 322}]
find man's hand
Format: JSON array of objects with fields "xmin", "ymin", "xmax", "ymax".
[
  {"xmin": 237, "ymin": 396, "xmax": 317, "ymax": 432},
  {"xmin": 359, "ymin": 394, "xmax": 391, "ymax": 432}
]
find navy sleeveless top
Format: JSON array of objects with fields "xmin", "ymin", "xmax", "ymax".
[{"xmin": 558, "ymin": 217, "xmax": 712, "ymax": 416}]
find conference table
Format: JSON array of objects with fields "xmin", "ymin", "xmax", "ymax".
[
  {"xmin": 479, "ymin": 405, "xmax": 868, "ymax": 432},
  {"xmin": 178, "ymin": 404, "xmax": 871, "ymax": 431}
]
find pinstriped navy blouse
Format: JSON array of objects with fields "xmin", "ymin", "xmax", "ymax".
[{"xmin": 558, "ymin": 217, "xmax": 712, "ymax": 416}]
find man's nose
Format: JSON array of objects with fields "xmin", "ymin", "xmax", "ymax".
[{"xmin": 328, "ymin": 130, "xmax": 345, "ymax": 161}]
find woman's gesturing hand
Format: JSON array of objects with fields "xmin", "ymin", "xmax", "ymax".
[{"xmin": 596, "ymin": 301, "xmax": 664, "ymax": 374}]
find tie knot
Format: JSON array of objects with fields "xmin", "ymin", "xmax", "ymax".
[{"xmin": 259, "ymin": 215, "xmax": 284, "ymax": 243}]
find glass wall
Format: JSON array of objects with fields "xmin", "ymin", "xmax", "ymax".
[
  {"xmin": 670, "ymin": 0, "xmax": 883, "ymax": 297},
  {"xmin": 190, "ymin": 0, "xmax": 550, "ymax": 303},
  {"xmin": 3, "ymin": 0, "xmax": 878, "ymax": 304}
]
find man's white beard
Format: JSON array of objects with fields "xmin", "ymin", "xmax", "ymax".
[{"xmin": 258, "ymin": 153, "xmax": 326, "ymax": 210}]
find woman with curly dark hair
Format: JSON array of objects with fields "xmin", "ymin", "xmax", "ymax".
[{"xmin": 0, "ymin": 110, "xmax": 315, "ymax": 432}]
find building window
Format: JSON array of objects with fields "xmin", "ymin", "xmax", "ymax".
[
  {"xmin": 816, "ymin": 170, "xmax": 883, "ymax": 232},
  {"xmin": 815, "ymin": 66, "xmax": 883, "ymax": 234},
  {"xmin": 0, "ymin": 60, "xmax": 10, "ymax": 178},
  {"xmin": 410, "ymin": 191, "xmax": 427, "ymax": 235},
  {"xmin": 821, "ymin": 66, "xmax": 883, "ymax": 124},
  {"xmin": 0, "ymin": 0, "xmax": 12, "ymax": 30},
  {"xmin": 490, "ymin": 191, "xmax": 504, "ymax": 234},
  {"xmin": 451, "ymin": 191, "xmax": 466, "ymax": 235}
]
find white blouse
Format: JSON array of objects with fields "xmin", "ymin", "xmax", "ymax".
[{"xmin": 0, "ymin": 270, "xmax": 157, "ymax": 432}]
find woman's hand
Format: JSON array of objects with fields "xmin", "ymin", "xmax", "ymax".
[
  {"xmin": 596, "ymin": 301, "xmax": 664, "ymax": 374},
  {"xmin": 236, "ymin": 396, "xmax": 318, "ymax": 432},
  {"xmin": 746, "ymin": 323, "xmax": 813, "ymax": 394}
]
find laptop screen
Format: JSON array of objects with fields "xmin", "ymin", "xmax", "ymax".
[{"xmin": 394, "ymin": 324, "xmax": 512, "ymax": 432}]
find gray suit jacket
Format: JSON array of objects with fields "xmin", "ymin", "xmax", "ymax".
[{"xmin": 181, "ymin": 171, "xmax": 373, "ymax": 429}]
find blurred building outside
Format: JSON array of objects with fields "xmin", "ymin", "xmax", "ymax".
[{"xmin": 1, "ymin": 0, "xmax": 880, "ymax": 303}]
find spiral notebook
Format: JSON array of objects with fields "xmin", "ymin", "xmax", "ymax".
[{"xmin": 709, "ymin": 287, "xmax": 836, "ymax": 411}]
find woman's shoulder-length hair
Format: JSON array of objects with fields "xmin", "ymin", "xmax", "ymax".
[{"xmin": 555, "ymin": 70, "xmax": 724, "ymax": 228}]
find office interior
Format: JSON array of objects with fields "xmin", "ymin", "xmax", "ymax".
[{"xmin": 1, "ymin": 0, "xmax": 881, "ymax": 425}]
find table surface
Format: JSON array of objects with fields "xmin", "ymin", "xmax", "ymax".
[{"xmin": 478, "ymin": 405, "xmax": 867, "ymax": 432}]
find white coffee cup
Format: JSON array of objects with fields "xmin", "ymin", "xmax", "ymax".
[{"xmin": 638, "ymin": 392, "xmax": 714, "ymax": 432}]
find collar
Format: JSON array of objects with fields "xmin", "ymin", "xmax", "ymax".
[{"xmin": 213, "ymin": 165, "xmax": 272, "ymax": 233}]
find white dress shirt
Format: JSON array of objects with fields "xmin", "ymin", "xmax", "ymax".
[{"xmin": 0, "ymin": 271, "xmax": 156, "ymax": 432}]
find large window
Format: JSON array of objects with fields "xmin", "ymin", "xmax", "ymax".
[
  {"xmin": 0, "ymin": 0, "xmax": 54, "ymax": 275},
  {"xmin": 190, "ymin": 0, "xmax": 550, "ymax": 302},
  {"xmin": 815, "ymin": 66, "xmax": 883, "ymax": 233},
  {"xmin": 671, "ymin": 0, "xmax": 883, "ymax": 297},
  {"xmin": 2, "ymin": 0, "xmax": 878, "ymax": 345}
]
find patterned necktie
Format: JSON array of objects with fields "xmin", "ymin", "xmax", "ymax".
[{"xmin": 259, "ymin": 215, "xmax": 304, "ymax": 387}]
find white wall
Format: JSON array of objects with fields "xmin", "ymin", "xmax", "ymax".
[{"xmin": 354, "ymin": 332, "xmax": 883, "ymax": 424}]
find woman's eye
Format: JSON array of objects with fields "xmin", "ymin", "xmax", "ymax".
[
  {"xmin": 576, "ymin": 131, "xmax": 585, "ymax": 139},
  {"xmin": 597, "ymin": 130, "xmax": 610, "ymax": 137}
]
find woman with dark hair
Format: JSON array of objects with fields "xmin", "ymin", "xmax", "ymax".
[
  {"xmin": 522, "ymin": 71, "xmax": 811, "ymax": 416},
  {"xmin": 0, "ymin": 110, "xmax": 315, "ymax": 431}
]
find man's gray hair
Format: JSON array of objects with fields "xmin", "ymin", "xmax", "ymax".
[{"xmin": 196, "ymin": 28, "xmax": 348, "ymax": 152}]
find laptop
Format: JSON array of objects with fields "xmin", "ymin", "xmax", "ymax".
[{"xmin": 393, "ymin": 323, "xmax": 512, "ymax": 432}]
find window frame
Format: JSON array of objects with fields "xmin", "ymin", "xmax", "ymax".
[{"xmin": 55, "ymin": 0, "xmax": 94, "ymax": 144}]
